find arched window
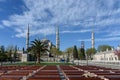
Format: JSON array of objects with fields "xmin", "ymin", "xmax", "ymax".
[
  {"xmin": 115, "ymin": 57, "xmax": 117, "ymax": 60},
  {"xmin": 109, "ymin": 57, "xmax": 111, "ymax": 60},
  {"xmin": 111, "ymin": 57, "xmax": 113, "ymax": 60}
]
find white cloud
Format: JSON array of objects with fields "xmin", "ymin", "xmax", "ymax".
[
  {"xmin": 0, "ymin": 24, "xmax": 3, "ymax": 29},
  {"xmin": 97, "ymin": 37, "xmax": 120, "ymax": 41},
  {"xmin": 106, "ymin": 31, "xmax": 120, "ymax": 37},
  {"xmin": 77, "ymin": 38, "xmax": 90, "ymax": 42},
  {"xmin": 15, "ymin": 32, "xmax": 26, "ymax": 38},
  {"xmin": 2, "ymin": 0, "xmax": 120, "ymax": 37},
  {"xmin": 78, "ymin": 37, "xmax": 120, "ymax": 42},
  {"xmin": 2, "ymin": 20, "xmax": 11, "ymax": 27},
  {"xmin": 61, "ymin": 29, "xmax": 92, "ymax": 34}
]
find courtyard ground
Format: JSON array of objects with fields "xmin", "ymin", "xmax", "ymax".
[{"xmin": 0, "ymin": 62, "xmax": 120, "ymax": 80}]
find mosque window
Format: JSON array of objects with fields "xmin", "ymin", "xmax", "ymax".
[
  {"xmin": 111, "ymin": 57, "xmax": 113, "ymax": 60},
  {"xmin": 109, "ymin": 57, "xmax": 111, "ymax": 60},
  {"xmin": 106, "ymin": 58, "xmax": 108, "ymax": 60},
  {"xmin": 115, "ymin": 57, "xmax": 117, "ymax": 60}
]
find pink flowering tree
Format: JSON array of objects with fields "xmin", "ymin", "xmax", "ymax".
[{"xmin": 114, "ymin": 49, "xmax": 120, "ymax": 60}]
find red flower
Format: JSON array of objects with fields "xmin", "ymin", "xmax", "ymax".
[{"xmin": 114, "ymin": 49, "xmax": 120, "ymax": 56}]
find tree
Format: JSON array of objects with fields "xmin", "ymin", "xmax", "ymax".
[
  {"xmin": 97, "ymin": 45, "xmax": 112, "ymax": 52},
  {"xmin": 0, "ymin": 52, "xmax": 7, "ymax": 65},
  {"xmin": 86, "ymin": 48, "xmax": 96, "ymax": 60},
  {"xmin": 50, "ymin": 47, "xmax": 62, "ymax": 56},
  {"xmin": 8, "ymin": 50, "xmax": 13, "ymax": 63},
  {"xmin": 79, "ymin": 48, "xmax": 86, "ymax": 60},
  {"xmin": 22, "ymin": 47, "xmax": 25, "ymax": 52},
  {"xmin": 0, "ymin": 46, "xmax": 5, "ymax": 54},
  {"xmin": 65, "ymin": 47, "xmax": 73, "ymax": 62},
  {"xmin": 65, "ymin": 47, "xmax": 73, "ymax": 54},
  {"xmin": 0, "ymin": 45, "xmax": 7, "ymax": 65},
  {"xmin": 73, "ymin": 45, "xmax": 78, "ymax": 60},
  {"xmin": 13, "ymin": 45, "xmax": 17, "ymax": 62},
  {"xmin": 50, "ymin": 47, "xmax": 63, "ymax": 61},
  {"xmin": 29, "ymin": 39, "xmax": 48, "ymax": 63},
  {"xmin": 6, "ymin": 45, "xmax": 18, "ymax": 63},
  {"xmin": 28, "ymin": 46, "xmax": 37, "ymax": 61}
]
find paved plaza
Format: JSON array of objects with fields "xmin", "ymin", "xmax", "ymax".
[{"xmin": 0, "ymin": 65, "xmax": 120, "ymax": 80}]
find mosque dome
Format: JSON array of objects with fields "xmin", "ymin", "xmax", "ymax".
[
  {"xmin": 41, "ymin": 38, "xmax": 50, "ymax": 43},
  {"xmin": 41, "ymin": 38, "xmax": 52, "ymax": 50}
]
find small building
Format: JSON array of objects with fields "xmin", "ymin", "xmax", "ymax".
[
  {"xmin": 93, "ymin": 50, "xmax": 118, "ymax": 61},
  {"xmin": 93, "ymin": 48, "xmax": 119, "ymax": 61},
  {"xmin": 16, "ymin": 50, "xmax": 23, "ymax": 61},
  {"xmin": 17, "ymin": 50, "xmax": 28, "ymax": 62}
]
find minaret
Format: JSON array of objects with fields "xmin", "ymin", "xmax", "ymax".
[
  {"xmin": 81, "ymin": 41, "xmax": 84, "ymax": 49},
  {"xmin": 56, "ymin": 26, "xmax": 60, "ymax": 50},
  {"xmin": 26, "ymin": 24, "xmax": 29, "ymax": 51},
  {"xmin": 92, "ymin": 30, "xmax": 94, "ymax": 48}
]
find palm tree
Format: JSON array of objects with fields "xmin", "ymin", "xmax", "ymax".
[{"xmin": 29, "ymin": 39, "xmax": 48, "ymax": 63}]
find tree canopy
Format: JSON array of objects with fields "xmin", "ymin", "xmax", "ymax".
[
  {"xmin": 0, "ymin": 45, "xmax": 8, "ymax": 64},
  {"xmin": 86, "ymin": 48, "xmax": 96, "ymax": 60},
  {"xmin": 97, "ymin": 45, "xmax": 112, "ymax": 52},
  {"xmin": 50, "ymin": 47, "xmax": 62, "ymax": 56},
  {"xmin": 73, "ymin": 45, "xmax": 78, "ymax": 60},
  {"xmin": 29, "ymin": 39, "xmax": 48, "ymax": 63},
  {"xmin": 65, "ymin": 47, "xmax": 73, "ymax": 54},
  {"xmin": 65, "ymin": 47, "xmax": 73, "ymax": 62},
  {"xmin": 79, "ymin": 48, "xmax": 86, "ymax": 60},
  {"xmin": 6, "ymin": 45, "xmax": 18, "ymax": 63}
]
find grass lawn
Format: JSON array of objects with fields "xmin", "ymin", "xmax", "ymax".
[{"xmin": 3, "ymin": 62, "xmax": 73, "ymax": 66}]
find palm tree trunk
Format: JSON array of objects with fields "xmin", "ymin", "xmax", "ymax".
[
  {"xmin": 36, "ymin": 53, "xmax": 40, "ymax": 64},
  {"xmin": 36, "ymin": 54, "xmax": 39, "ymax": 63}
]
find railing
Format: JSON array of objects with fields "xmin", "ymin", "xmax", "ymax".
[
  {"xmin": 73, "ymin": 60, "xmax": 120, "ymax": 69},
  {"xmin": 92, "ymin": 60, "xmax": 120, "ymax": 64},
  {"xmin": 74, "ymin": 60, "xmax": 120, "ymax": 64}
]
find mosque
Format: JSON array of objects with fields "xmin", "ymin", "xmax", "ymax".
[
  {"xmin": 20, "ymin": 25, "xmax": 60, "ymax": 62},
  {"xmin": 18, "ymin": 24, "xmax": 120, "ymax": 62}
]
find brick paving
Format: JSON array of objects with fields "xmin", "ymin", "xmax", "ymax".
[{"xmin": 0, "ymin": 65, "xmax": 120, "ymax": 80}]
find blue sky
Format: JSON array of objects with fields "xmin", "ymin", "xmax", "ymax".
[{"xmin": 0, "ymin": 0, "xmax": 120, "ymax": 51}]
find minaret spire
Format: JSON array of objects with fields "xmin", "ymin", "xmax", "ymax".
[
  {"xmin": 26, "ymin": 24, "xmax": 29, "ymax": 51},
  {"xmin": 56, "ymin": 26, "xmax": 60, "ymax": 50},
  {"xmin": 92, "ymin": 29, "xmax": 94, "ymax": 49}
]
